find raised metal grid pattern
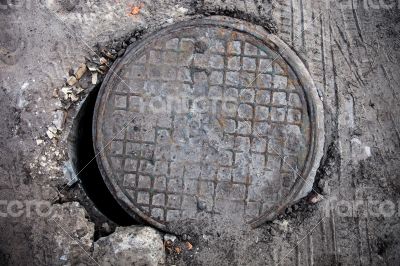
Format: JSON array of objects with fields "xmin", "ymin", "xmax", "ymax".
[{"xmin": 101, "ymin": 27, "xmax": 310, "ymax": 224}]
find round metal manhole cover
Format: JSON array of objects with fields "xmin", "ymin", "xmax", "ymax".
[{"xmin": 94, "ymin": 17, "xmax": 324, "ymax": 232}]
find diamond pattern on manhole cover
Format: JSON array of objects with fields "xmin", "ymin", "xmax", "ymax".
[{"xmin": 93, "ymin": 17, "xmax": 324, "ymax": 231}]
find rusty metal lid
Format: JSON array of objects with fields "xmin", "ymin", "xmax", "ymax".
[{"xmin": 93, "ymin": 17, "xmax": 324, "ymax": 232}]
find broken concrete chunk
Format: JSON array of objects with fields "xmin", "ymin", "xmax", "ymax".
[
  {"xmin": 46, "ymin": 131, "xmax": 55, "ymax": 140},
  {"xmin": 59, "ymin": 86, "xmax": 81, "ymax": 102},
  {"xmin": 101, "ymin": 222, "xmax": 112, "ymax": 234},
  {"xmin": 52, "ymin": 88, "xmax": 59, "ymax": 98},
  {"xmin": 98, "ymin": 65, "xmax": 108, "ymax": 72},
  {"xmin": 53, "ymin": 110, "xmax": 66, "ymax": 131},
  {"xmin": 63, "ymin": 161, "xmax": 78, "ymax": 186},
  {"xmin": 101, "ymin": 48, "xmax": 116, "ymax": 60},
  {"xmin": 87, "ymin": 62, "xmax": 97, "ymax": 72},
  {"xmin": 92, "ymin": 72, "xmax": 98, "ymax": 85},
  {"xmin": 66, "ymin": 75, "xmax": 77, "ymax": 86},
  {"xmin": 46, "ymin": 126, "xmax": 58, "ymax": 139},
  {"xmin": 164, "ymin": 234, "xmax": 177, "ymax": 243},
  {"xmin": 78, "ymin": 76, "xmax": 91, "ymax": 89},
  {"xmin": 60, "ymin": 87, "xmax": 73, "ymax": 100},
  {"xmin": 75, "ymin": 63, "xmax": 87, "ymax": 80},
  {"xmin": 50, "ymin": 202, "xmax": 95, "ymax": 265},
  {"xmin": 99, "ymin": 57, "xmax": 108, "ymax": 65},
  {"xmin": 309, "ymin": 193, "xmax": 323, "ymax": 204},
  {"xmin": 177, "ymin": 6, "xmax": 188, "ymax": 15},
  {"xmin": 74, "ymin": 86, "xmax": 84, "ymax": 95},
  {"xmin": 93, "ymin": 226, "xmax": 165, "ymax": 266},
  {"xmin": 60, "ymin": 86, "xmax": 72, "ymax": 94},
  {"xmin": 70, "ymin": 93, "xmax": 79, "ymax": 102},
  {"xmin": 274, "ymin": 219, "xmax": 289, "ymax": 232}
]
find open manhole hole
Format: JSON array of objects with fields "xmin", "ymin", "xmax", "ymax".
[{"xmin": 93, "ymin": 17, "xmax": 324, "ymax": 232}]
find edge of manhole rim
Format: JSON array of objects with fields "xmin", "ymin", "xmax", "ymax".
[{"xmin": 92, "ymin": 16, "xmax": 325, "ymax": 231}]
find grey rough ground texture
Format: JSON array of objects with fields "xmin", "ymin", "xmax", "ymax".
[
  {"xmin": 0, "ymin": 0, "xmax": 400, "ymax": 265},
  {"xmin": 93, "ymin": 226, "xmax": 165, "ymax": 266}
]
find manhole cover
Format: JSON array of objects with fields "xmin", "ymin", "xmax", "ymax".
[{"xmin": 93, "ymin": 17, "xmax": 324, "ymax": 232}]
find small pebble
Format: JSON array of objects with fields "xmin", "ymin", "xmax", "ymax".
[
  {"xmin": 197, "ymin": 200, "xmax": 206, "ymax": 211},
  {"xmin": 182, "ymin": 234, "xmax": 190, "ymax": 241},
  {"xmin": 164, "ymin": 234, "xmax": 177, "ymax": 243}
]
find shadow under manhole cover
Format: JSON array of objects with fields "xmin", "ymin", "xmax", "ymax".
[{"xmin": 93, "ymin": 16, "xmax": 324, "ymax": 233}]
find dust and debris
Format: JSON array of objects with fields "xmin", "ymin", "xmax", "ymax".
[
  {"xmin": 99, "ymin": 57, "xmax": 108, "ymax": 65},
  {"xmin": 309, "ymin": 193, "xmax": 324, "ymax": 204},
  {"xmin": 176, "ymin": 6, "xmax": 188, "ymax": 15},
  {"xmin": 92, "ymin": 72, "xmax": 98, "ymax": 85},
  {"xmin": 75, "ymin": 63, "xmax": 87, "ymax": 80},
  {"xmin": 52, "ymin": 110, "xmax": 66, "ymax": 131},
  {"xmin": 164, "ymin": 234, "xmax": 194, "ymax": 259},
  {"xmin": 60, "ymin": 87, "xmax": 79, "ymax": 102},
  {"xmin": 66, "ymin": 76, "xmax": 77, "ymax": 86},
  {"xmin": 63, "ymin": 161, "xmax": 78, "ymax": 186},
  {"xmin": 273, "ymin": 220, "xmax": 289, "ymax": 233},
  {"xmin": 164, "ymin": 234, "xmax": 177, "ymax": 243},
  {"xmin": 46, "ymin": 126, "xmax": 59, "ymax": 140},
  {"xmin": 185, "ymin": 241, "xmax": 193, "ymax": 250},
  {"xmin": 87, "ymin": 63, "xmax": 97, "ymax": 72}
]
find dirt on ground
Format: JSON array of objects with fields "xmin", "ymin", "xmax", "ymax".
[{"xmin": 0, "ymin": 0, "xmax": 400, "ymax": 265}]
